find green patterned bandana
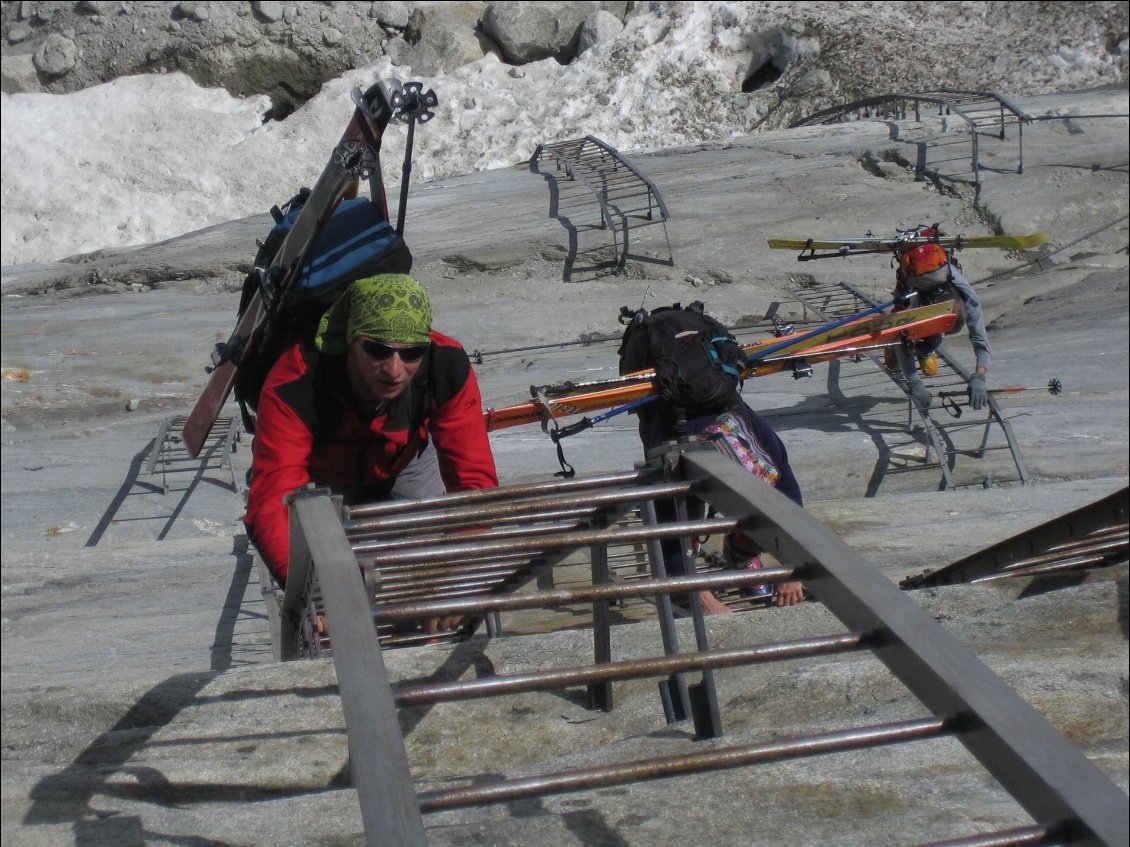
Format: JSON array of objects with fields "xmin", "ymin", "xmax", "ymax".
[{"xmin": 315, "ymin": 274, "xmax": 432, "ymax": 354}]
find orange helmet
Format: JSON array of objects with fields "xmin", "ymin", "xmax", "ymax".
[
  {"xmin": 898, "ymin": 227, "xmax": 948, "ymax": 278},
  {"xmin": 899, "ymin": 243, "xmax": 948, "ymax": 277}
]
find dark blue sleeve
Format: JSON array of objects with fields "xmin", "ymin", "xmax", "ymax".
[
  {"xmin": 682, "ymin": 401, "xmax": 804, "ymax": 507},
  {"xmin": 735, "ymin": 402, "xmax": 804, "ymax": 507}
]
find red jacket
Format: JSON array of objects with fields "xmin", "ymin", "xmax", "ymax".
[{"xmin": 244, "ymin": 331, "xmax": 498, "ymax": 581}]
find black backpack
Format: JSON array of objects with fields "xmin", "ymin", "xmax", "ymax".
[
  {"xmin": 617, "ymin": 301, "xmax": 745, "ymax": 415},
  {"xmin": 232, "ymin": 189, "xmax": 413, "ymax": 433}
]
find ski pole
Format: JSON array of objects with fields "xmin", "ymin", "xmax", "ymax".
[
  {"xmin": 550, "ymin": 394, "xmax": 658, "ymax": 441},
  {"xmin": 746, "ymin": 298, "xmax": 899, "ymax": 365},
  {"xmin": 396, "ymin": 110, "xmax": 417, "ymax": 236},
  {"xmin": 940, "ymin": 379, "xmax": 1062, "ymax": 417},
  {"xmin": 388, "ymin": 81, "xmax": 438, "ymax": 236},
  {"xmin": 543, "ymin": 394, "xmax": 659, "ymax": 478},
  {"xmin": 794, "ymin": 246, "xmax": 891, "ymax": 262}
]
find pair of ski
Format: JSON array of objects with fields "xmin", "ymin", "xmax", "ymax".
[
  {"xmin": 767, "ymin": 231, "xmax": 1050, "ymax": 262},
  {"xmin": 182, "ymin": 81, "xmax": 436, "ymax": 457},
  {"xmin": 483, "ymin": 299, "xmax": 958, "ymax": 433}
]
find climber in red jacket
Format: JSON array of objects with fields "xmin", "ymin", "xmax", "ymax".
[{"xmin": 244, "ymin": 273, "xmax": 498, "ymax": 608}]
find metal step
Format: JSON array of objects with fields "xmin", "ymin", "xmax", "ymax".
[{"xmin": 273, "ymin": 454, "xmax": 1127, "ymax": 846}]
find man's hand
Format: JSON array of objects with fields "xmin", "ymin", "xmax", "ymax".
[
  {"xmin": 775, "ymin": 581, "xmax": 806, "ymax": 606},
  {"xmin": 969, "ymin": 374, "xmax": 988, "ymax": 410},
  {"xmin": 426, "ymin": 616, "xmax": 468, "ymax": 635}
]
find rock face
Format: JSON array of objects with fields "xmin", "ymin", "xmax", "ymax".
[
  {"xmin": 482, "ymin": 1, "xmax": 600, "ymax": 64},
  {"xmin": 2, "ymin": 1, "xmax": 1127, "ymax": 127},
  {"xmin": 3, "ymin": 2, "xmax": 1128, "ymax": 268},
  {"xmin": 0, "ymin": 1, "xmax": 636, "ymax": 115}
]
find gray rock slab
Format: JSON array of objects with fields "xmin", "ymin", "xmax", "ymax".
[{"xmin": 2, "ymin": 86, "xmax": 1127, "ymax": 845}]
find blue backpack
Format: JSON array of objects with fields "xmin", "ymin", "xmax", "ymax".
[{"xmin": 233, "ymin": 189, "xmax": 413, "ymax": 432}]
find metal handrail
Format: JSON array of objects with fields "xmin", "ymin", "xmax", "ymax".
[{"xmin": 792, "ymin": 90, "xmax": 1031, "ymax": 193}]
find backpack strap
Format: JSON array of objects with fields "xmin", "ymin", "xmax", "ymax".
[{"xmin": 674, "ymin": 407, "xmax": 689, "ymax": 442}]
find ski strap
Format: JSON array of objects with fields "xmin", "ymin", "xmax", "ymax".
[{"xmin": 531, "ymin": 388, "xmax": 575, "ymax": 477}]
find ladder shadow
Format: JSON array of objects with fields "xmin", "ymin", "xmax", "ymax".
[
  {"xmin": 824, "ymin": 358, "xmax": 958, "ymax": 497},
  {"xmin": 529, "ymin": 156, "xmax": 675, "ymax": 282},
  {"xmin": 85, "ymin": 431, "xmax": 238, "ymax": 547},
  {"xmin": 24, "ymin": 533, "xmax": 263, "ymax": 843},
  {"xmin": 530, "ymin": 157, "xmax": 620, "ymax": 281}
]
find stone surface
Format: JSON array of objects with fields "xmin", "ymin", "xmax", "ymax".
[{"xmin": 1, "ymin": 86, "xmax": 1127, "ymax": 845}]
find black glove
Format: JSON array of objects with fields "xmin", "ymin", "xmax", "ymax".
[
  {"xmin": 969, "ymin": 374, "xmax": 988, "ymax": 410},
  {"xmin": 907, "ymin": 378, "xmax": 932, "ymax": 411}
]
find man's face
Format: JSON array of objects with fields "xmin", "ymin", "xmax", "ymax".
[{"xmin": 346, "ymin": 337, "xmax": 428, "ymax": 405}]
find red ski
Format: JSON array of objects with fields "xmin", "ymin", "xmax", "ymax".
[{"xmin": 484, "ymin": 301, "xmax": 957, "ymax": 432}]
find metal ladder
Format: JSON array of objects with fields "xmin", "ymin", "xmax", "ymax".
[
  {"xmin": 273, "ymin": 451, "xmax": 1126, "ymax": 846},
  {"xmin": 787, "ymin": 278, "xmax": 1031, "ymax": 490},
  {"xmin": 142, "ymin": 414, "xmax": 241, "ymax": 493},
  {"xmin": 791, "ymin": 89, "xmax": 1030, "ymax": 196},
  {"xmin": 531, "ymin": 135, "xmax": 674, "ymax": 276},
  {"xmin": 901, "ymin": 486, "xmax": 1129, "ymax": 588}
]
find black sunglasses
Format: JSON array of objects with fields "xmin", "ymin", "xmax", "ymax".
[{"xmin": 359, "ymin": 339, "xmax": 429, "ymax": 363}]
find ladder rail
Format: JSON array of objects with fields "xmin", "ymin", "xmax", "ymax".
[{"xmin": 278, "ymin": 456, "xmax": 1128, "ymax": 846}]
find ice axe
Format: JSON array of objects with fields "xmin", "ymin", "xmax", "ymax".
[{"xmin": 940, "ymin": 378, "xmax": 1062, "ymax": 417}]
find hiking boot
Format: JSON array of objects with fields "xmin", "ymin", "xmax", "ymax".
[
  {"xmin": 917, "ymin": 352, "xmax": 939, "ymax": 377},
  {"xmin": 883, "ymin": 347, "xmax": 900, "ymax": 372},
  {"xmin": 723, "ymin": 536, "xmax": 771, "ymax": 598}
]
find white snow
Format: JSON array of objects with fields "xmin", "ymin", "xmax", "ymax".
[{"xmin": 0, "ymin": 1, "xmax": 1124, "ymax": 267}]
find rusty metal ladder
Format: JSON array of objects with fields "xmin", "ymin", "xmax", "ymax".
[
  {"xmin": 275, "ymin": 450, "xmax": 1127, "ymax": 846},
  {"xmin": 531, "ymin": 135, "xmax": 674, "ymax": 275}
]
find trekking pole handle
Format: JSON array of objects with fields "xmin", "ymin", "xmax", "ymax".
[
  {"xmin": 940, "ymin": 378, "xmax": 1062, "ymax": 418},
  {"xmin": 551, "ymin": 394, "xmax": 659, "ymax": 441}
]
